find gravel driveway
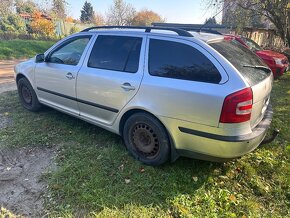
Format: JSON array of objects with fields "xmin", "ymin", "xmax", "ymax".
[
  {"xmin": 0, "ymin": 59, "xmax": 58, "ymax": 217},
  {"xmin": 0, "ymin": 60, "xmax": 24, "ymax": 94}
]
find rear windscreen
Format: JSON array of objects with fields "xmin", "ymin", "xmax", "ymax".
[{"xmin": 210, "ymin": 40, "xmax": 271, "ymax": 86}]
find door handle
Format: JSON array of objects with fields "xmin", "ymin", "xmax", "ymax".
[
  {"xmin": 121, "ymin": 82, "xmax": 135, "ymax": 91},
  {"xmin": 66, "ymin": 72, "xmax": 75, "ymax": 80}
]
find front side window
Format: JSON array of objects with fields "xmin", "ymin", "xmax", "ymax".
[
  {"xmin": 148, "ymin": 39, "xmax": 221, "ymax": 84},
  {"xmin": 48, "ymin": 36, "xmax": 91, "ymax": 66},
  {"xmin": 88, "ymin": 35, "xmax": 142, "ymax": 73}
]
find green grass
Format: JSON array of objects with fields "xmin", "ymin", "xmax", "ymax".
[
  {"xmin": 0, "ymin": 39, "xmax": 55, "ymax": 60},
  {"xmin": 0, "ymin": 73, "xmax": 289, "ymax": 217}
]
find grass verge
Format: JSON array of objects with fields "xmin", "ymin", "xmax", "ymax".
[
  {"xmin": 0, "ymin": 73, "xmax": 289, "ymax": 217},
  {"xmin": 0, "ymin": 39, "xmax": 55, "ymax": 60}
]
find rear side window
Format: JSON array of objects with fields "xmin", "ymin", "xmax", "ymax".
[
  {"xmin": 210, "ymin": 41, "xmax": 270, "ymax": 86},
  {"xmin": 88, "ymin": 35, "xmax": 142, "ymax": 73},
  {"xmin": 148, "ymin": 39, "xmax": 221, "ymax": 84}
]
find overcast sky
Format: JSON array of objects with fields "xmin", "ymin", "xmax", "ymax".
[{"xmin": 65, "ymin": 0, "xmax": 222, "ymax": 24}]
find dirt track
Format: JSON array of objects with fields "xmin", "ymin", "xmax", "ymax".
[
  {"xmin": 0, "ymin": 147, "xmax": 56, "ymax": 217},
  {"xmin": 0, "ymin": 59, "xmax": 57, "ymax": 217},
  {"xmin": 0, "ymin": 60, "xmax": 22, "ymax": 94}
]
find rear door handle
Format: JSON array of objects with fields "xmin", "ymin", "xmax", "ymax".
[
  {"xmin": 66, "ymin": 72, "xmax": 75, "ymax": 80},
  {"xmin": 121, "ymin": 82, "xmax": 135, "ymax": 91}
]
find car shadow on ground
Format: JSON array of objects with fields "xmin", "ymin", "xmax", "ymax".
[
  {"xmin": 36, "ymin": 106, "xmax": 222, "ymax": 214},
  {"xmin": 1, "ymin": 92, "xmax": 224, "ymax": 216}
]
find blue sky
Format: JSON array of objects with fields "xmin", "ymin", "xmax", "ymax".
[{"xmin": 66, "ymin": 0, "xmax": 220, "ymax": 24}]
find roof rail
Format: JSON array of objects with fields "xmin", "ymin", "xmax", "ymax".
[
  {"xmin": 182, "ymin": 28, "xmax": 222, "ymax": 35},
  {"xmin": 152, "ymin": 23, "xmax": 223, "ymax": 35},
  {"xmin": 80, "ymin": 25, "xmax": 193, "ymax": 37}
]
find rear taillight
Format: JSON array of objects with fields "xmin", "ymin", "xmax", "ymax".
[{"xmin": 220, "ymin": 88, "xmax": 253, "ymax": 123}]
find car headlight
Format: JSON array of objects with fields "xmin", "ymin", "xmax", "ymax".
[{"xmin": 274, "ymin": 58, "xmax": 283, "ymax": 65}]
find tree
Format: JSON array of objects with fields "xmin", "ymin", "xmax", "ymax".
[
  {"xmin": 80, "ymin": 1, "xmax": 95, "ymax": 24},
  {"xmin": 204, "ymin": 17, "xmax": 217, "ymax": 24},
  {"xmin": 15, "ymin": 0, "xmax": 37, "ymax": 14},
  {"xmin": 94, "ymin": 12, "xmax": 105, "ymax": 26},
  {"xmin": 0, "ymin": 14, "xmax": 26, "ymax": 33},
  {"xmin": 205, "ymin": 0, "xmax": 290, "ymax": 46},
  {"xmin": 238, "ymin": 0, "xmax": 289, "ymax": 46},
  {"xmin": 0, "ymin": 0, "xmax": 14, "ymax": 17},
  {"xmin": 65, "ymin": 16, "xmax": 75, "ymax": 23},
  {"xmin": 132, "ymin": 9, "xmax": 164, "ymax": 26},
  {"xmin": 106, "ymin": 0, "xmax": 136, "ymax": 26},
  {"xmin": 29, "ymin": 11, "xmax": 55, "ymax": 36},
  {"xmin": 51, "ymin": 0, "xmax": 67, "ymax": 20}
]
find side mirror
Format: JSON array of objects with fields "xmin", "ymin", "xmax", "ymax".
[{"xmin": 35, "ymin": 54, "xmax": 45, "ymax": 63}]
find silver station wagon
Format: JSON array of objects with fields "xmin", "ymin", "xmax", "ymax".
[{"xmin": 14, "ymin": 26, "xmax": 273, "ymax": 165}]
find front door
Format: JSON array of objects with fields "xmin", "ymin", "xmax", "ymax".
[{"xmin": 35, "ymin": 35, "xmax": 93, "ymax": 115}]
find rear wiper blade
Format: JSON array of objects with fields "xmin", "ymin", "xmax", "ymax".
[{"xmin": 243, "ymin": 65, "xmax": 271, "ymax": 73}]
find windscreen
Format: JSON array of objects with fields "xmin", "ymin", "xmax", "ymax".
[{"xmin": 210, "ymin": 40, "xmax": 271, "ymax": 86}]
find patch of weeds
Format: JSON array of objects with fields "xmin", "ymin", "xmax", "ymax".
[{"xmin": 0, "ymin": 73, "xmax": 289, "ymax": 217}]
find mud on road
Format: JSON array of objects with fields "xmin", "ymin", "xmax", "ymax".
[
  {"xmin": 0, "ymin": 59, "xmax": 23, "ymax": 94},
  {"xmin": 0, "ymin": 147, "xmax": 56, "ymax": 217},
  {"xmin": 0, "ymin": 59, "xmax": 58, "ymax": 217}
]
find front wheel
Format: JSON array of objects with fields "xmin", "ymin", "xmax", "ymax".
[
  {"xmin": 17, "ymin": 77, "xmax": 42, "ymax": 112},
  {"xmin": 123, "ymin": 112, "xmax": 170, "ymax": 166}
]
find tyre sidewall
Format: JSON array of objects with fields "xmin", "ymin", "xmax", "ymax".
[
  {"xmin": 17, "ymin": 78, "xmax": 41, "ymax": 112},
  {"xmin": 123, "ymin": 113, "xmax": 170, "ymax": 166}
]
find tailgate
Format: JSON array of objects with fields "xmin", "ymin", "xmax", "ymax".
[{"xmin": 250, "ymin": 74, "xmax": 273, "ymax": 128}]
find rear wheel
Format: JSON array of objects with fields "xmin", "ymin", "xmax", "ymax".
[
  {"xmin": 123, "ymin": 112, "xmax": 170, "ymax": 166},
  {"xmin": 17, "ymin": 77, "xmax": 42, "ymax": 112}
]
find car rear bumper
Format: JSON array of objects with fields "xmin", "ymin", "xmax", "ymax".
[{"xmin": 175, "ymin": 104, "xmax": 273, "ymax": 161}]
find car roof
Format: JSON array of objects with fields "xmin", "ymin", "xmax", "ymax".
[{"xmin": 79, "ymin": 28, "xmax": 224, "ymax": 43}]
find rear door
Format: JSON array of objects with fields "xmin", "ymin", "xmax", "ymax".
[
  {"xmin": 141, "ymin": 36, "xmax": 229, "ymax": 127},
  {"xmin": 76, "ymin": 34, "xmax": 145, "ymax": 125},
  {"xmin": 210, "ymin": 41, "xmax": 273, "ymax": 128}
]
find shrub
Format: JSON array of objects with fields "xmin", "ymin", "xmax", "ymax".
[
  {"xmin": 0, "ymin": 14, "xmax": 26, "ymax": 33},
  {"xmin": 29, "ymin": 19, "xmax": 55, "ymax": 36},
  {"xmin": 0, "ymin": 32, "xmax": 59, "ymax": 41},
  {"xmin": 69, "ymin": 25, "xmax": 80, "ymax": 34},
  {"xmin": 28, "ymin": 11, "xmax": 55, "ymax": 36}
]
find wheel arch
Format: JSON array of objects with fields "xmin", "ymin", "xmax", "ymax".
[
  {"xmin": 16, "ymin": 73, "xmax": 36, "ymax": 90},
  {"xmin": 119, "ymin": 108, "xmax": 179, "ymax": 162},
  {"xmin": 16, "ymin": 73, "xmax": 26, "ymax": 84}
]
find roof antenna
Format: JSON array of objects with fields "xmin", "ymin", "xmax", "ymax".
[{"xmin": 198, "ymin": 1, "xmax": 233, "ymax": 34}]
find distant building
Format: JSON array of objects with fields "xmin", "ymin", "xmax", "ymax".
[{"xmin": 19, "ymin": 12, "xmax": 52, "ymax": 21}]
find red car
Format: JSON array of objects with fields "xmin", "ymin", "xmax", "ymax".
[{"xmin": 224, "ymin": 34, "xmax": 289, "ymax": 78}]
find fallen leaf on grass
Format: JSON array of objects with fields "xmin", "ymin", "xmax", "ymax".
[
  {"xmin": 118, "ymin": 164, "xmax": 124, "ymax": 171},
  {"xmin": 4, "ymin": 112, "xmax": 9, "ymax": 116},
  {"xmin": 125, "ymin": 178, "xmax": 131, "ymax": 184},
  {"xmin": 192, "ymin": 176, "xmax": 198, "ymax": 182},
  {"xmin": 229, "ymin": 194, "xmax": 237, "ymax": 202},
  {"xmin": 139, "ymin": 167, "xmax": 145, "ymax": 173},
  {"xmin": 236, "ymin": 167, "xmax": 242, "ymax": 173},
  {"xmin": 219, "ymin": 175, "xmax": 229, "ymax": 180},
  {"xmin": 51, "ymin": 184, "xmax": 61, "ymax": 190}
]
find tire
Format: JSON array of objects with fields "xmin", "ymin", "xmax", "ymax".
[
  {"xmin": 17, "ymin": 77, "xmax": 42, "ymax": 112},
  {"xmin": 123, "ymin": 112, "xmax": 170, "ymax": 166}
]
